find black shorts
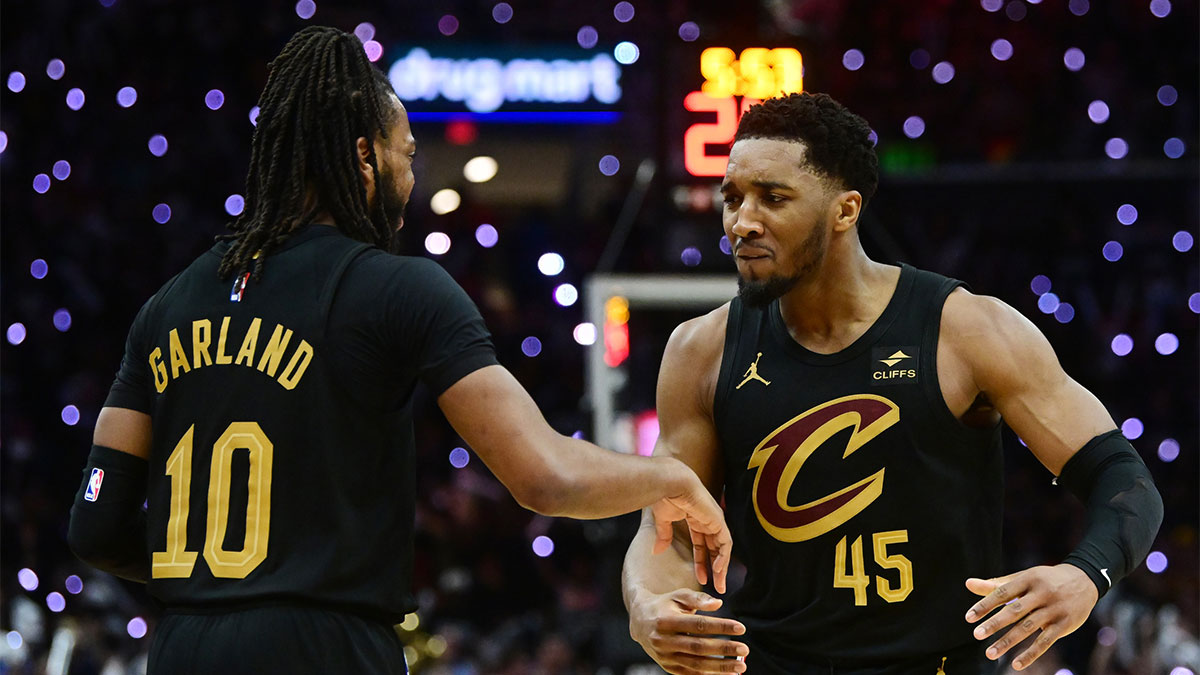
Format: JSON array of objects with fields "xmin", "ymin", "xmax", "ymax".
[
  {"xmin": 148, "ymin": 605, "xmax": 408, "ymax": 675},
  {"xmin": 745, "ymin": 639, "xmax": 998, "ymax": 675}
]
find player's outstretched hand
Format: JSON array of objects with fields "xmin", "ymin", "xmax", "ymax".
[
  {"xmin": 629, "ymin": 589, "xmax": 748, "ymax": 674},
  {"xmin": 964, "ymin": 564, "xmax": 1098, "ymax": 671},
  {"xmin": 651, "ymin": 479, "xmax": 733, "ymax": 593}
]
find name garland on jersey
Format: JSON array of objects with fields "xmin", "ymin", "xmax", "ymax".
[
  {"xmin": 747, "ymin": 394, "xmax": 900, "ymax": 542},
  {"xmin": 148, "ymin": 317, "xmax": 314, "ymax": 393},
  {"xmin": 871, "ymin": 346, "xmax": 919, "ymax": 385}
]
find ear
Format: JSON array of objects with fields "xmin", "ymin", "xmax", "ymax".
[
  {"xmin": 356, "ymin": 136, "xmax": 376, "ymax": 201},
  {"xmin": 831, "ymin": 190, "xmax": 863, "ymax": 233}
]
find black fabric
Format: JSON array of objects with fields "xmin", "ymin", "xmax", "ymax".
[
  {"xmin": 148, "ymin": 605, "xmax": 407, "ymax": 674},
  {"xmin": 744, "ymin": 635, "xmax": 999, "ymax": 675},
  {"xmin": 68, "ymin": 445, "xmax": 151, "ymax": 582},
  {"xmin": 100, "ymin": 224, "xmax": 498, "ymax": 621},
  {"xmin": 1057, "ymin": 430, "xmax": 1164, "ymax": 598},
  {"xmin": 713, "ymin": 263, "xmax": 1004, "ymax": 668}
]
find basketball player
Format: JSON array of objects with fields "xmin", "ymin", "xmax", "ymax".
[
  {"xmin": 621, "ymin": 93, "xmax": 1163, "ymax": 674},
  {"xmin": 66, "ymin": 27, "xmax": 731, "ymax": 674}
]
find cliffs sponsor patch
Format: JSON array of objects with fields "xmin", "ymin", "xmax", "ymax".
[{"xmin": 871, "ymin": 346, "xmax": 918, "ymax": 385}]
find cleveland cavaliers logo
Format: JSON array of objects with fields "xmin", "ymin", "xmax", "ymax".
[{"xmin": 748, "ymin": 395, "xmax": 899, "ymax": 542}]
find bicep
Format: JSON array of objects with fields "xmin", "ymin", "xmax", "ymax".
[
  {"xmin": 93, "ymin": 407, "xmax": 153, "ymax": 460},
  {"xmin": 652, "ymin": 322, "xmax": 724, "ymax": 497},
  {"xmin": 967, "ymin": 298, "xmax": 1115, "ymax": 474}
]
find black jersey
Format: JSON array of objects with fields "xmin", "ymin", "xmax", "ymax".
[
  {"xmin": 105, "ymin": 225, "xmax": 497, "ymax": 622},
  {"xmin": 713, "ymin": 264, "xmax": 1004, "ymax": 673}
]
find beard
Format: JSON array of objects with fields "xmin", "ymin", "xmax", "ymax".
[
  {"xmin": 735, "ymin": 224, "xmax": 827, "ymax": 308},
  {"xmin": 372, "ymin": 166, "xmax": 408, "ymax": 253}
]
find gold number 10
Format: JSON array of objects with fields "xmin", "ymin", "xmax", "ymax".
[{"xmin": 151, "ymin": 423, "xmax": 273, "ymax": 580}]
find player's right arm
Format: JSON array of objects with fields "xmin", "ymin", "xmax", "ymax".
[{"xmin": 621, "ymin": 306, "xmax": 749, "ymax": 674}]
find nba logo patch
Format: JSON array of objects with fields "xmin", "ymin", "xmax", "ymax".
[{"xmin": 84, "ymin": 468, "xmax": 104, "ymax": 502}]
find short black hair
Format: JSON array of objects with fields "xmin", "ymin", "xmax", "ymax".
[
  {"xmin": 217, "ymin": 26, "xmax": 401, "ymax": 281},
  {"xmin": 734, "ymin": 92, "xmax": 878, "ymax": 205}
]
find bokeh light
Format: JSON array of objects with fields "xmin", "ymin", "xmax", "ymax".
[
  {"xmin": 0, "ymin": 131, "xmax": 7, "ymax": 154},
  {"xmin": 449, "ymin": 447, "xmax": 470, "ymax": 468},
  {"xmin": 1163, "ymin": 137, "xmax": 1185, "ymax": 158},
  {"xmin": 31, "ymin": 259, "xmax": 48, "ymax": 279},
  {"xmin": 1170, "ymin": 668, "xmax": 1195, "ymax": 675},
  {"xmin": 6, "ymin": 323, "xmax": 26, "ymax": 345},
  {"xmin": 33, "ymin": 173, "xmax": 51, "ymax": 194},
  {"xmin": 577, "ymin": 26, "xmax": 598, "ymax": 49},
  {"xmin": 720, "ymin": 237, "xmax": 732, "ymax": 255},
  {"xmin": 1105, "ymin": 138, "xmax": 1129, "ymax": 159},
  {"xmin": 678, "ymin": 21, "xmax": 700, "ymax": 41},
  {"xmin": 1037, "ymin": 292, "xmax": 1060, "ymax": 314},
  {"xmin": 1053, "ymin": 303, "xmax": 1075, "ymax": 323},
  {"xmin": 931, "ymin": 62, "xmax": 955, "ymax": 84},
  {"xmin": 1069, "ymin": 0, "xmax": 1090, "ymax": 16},
  {"xmin": 613, "ymin": 1, "xmax": 635, "ymax": 22},
  {"xmin": 1102, "ymin": 241, "xmax": 1123, "ymax": 261},
  {"xmin": 354, "ymin": 22, "xmax": 376, "ymax": 42},
  {"xmin": 614, "ymin": 41, "xmax": 640, "ymax": 65},
  {"xmin": 18, "ymin": 568, "xmax": 38, "ymax": 591},
  {"xmin": 573, "ymin": 323, "xmax": 596, "ymax": 346},
  {"xmin": 1121, "ymin": 417, "xmax": 1143, "ymax": 439},
  {"xmin": 1030, "ymin": 275, "xmax": 1052, "ymax": 295},
  {"xmin": 1097, "ymin": 626, "xmax": 1117, "ymax": 646},
  {"xmin": 842, "ymin": 49, "xmax": 865, "ymax": 71},
  {"xmin": 430, "ymin": 188, "xmax": 462, "ymax": 215},
  {"xmin": 424, "ymin": 232, "xmax": 451, "ymax": 255},
  {"xmin": 903, "ymin": 116, "xmax": 926, "ymax": 139},
  {"xmin": 5, "ymin": 632, "xmax": 21, "ymax": 650},
  {"xmin": 52, "ymin": 160, "xmax": 71, "ymax": 180},
  {"xmin": 153, "ymin": 203, "xmax": 172, "ymax": 224},
  {"xmin": 1189, "ymin": 293, "xmax": 1200, "ymax": 313},
  {"xmin": 554, "ymin": 283, "xmax": 579, "ymax": 307},
  {"xmin": 990, "ymin": 39, "xmax": 1013, "ymax": 61},
  {"xmin": 1145, "ymin": 551, "xmax": 1167, "ymax": 573},
  {"xmin": 127, "ymin": 617, "xmax": 148, "ymax": 639},
  {"xmin": 294, "ymin": 0, "xmax": 315, "ymax": 20},
  {"xmin": 532, "ymin": 535, "xmax": 554, "ymax": 557},
  {"xmin": 249, "ymin": 106, "xmax": 260, "ymax": 125},
  {"xmin": 1116, "ymin": 203, "xmax": 1138, "ymax": 225},
  {"xmin": 909, "ymin": 49, "xmax": 930, "ymax": 69},
  {"xmin": 1149, "ymin": 0, "xmax": 1172, "ymax": 18},
  {"xmin": 1157, "ymin": 439, "xmax": 1180, "ymax": 462},
  {"xmin": 981, "ymin": 0, "xmax": 1002, "ymax": 11},
  {"xmin": 65, "ymin": 575, "xmax": 83, "ymax": 594},
  {"xmin": 66, "ymin": 88, "xmax": 86, "ymax": 111},
  {"xmin": 464, "ymin": 156, "xmax": 498, "ymax": 183},
  {"xmin": 1157, "ymin": 85, "xmax": 1178, "ymax": 106},
  {"xmin": 148, "ymin": 134, "xmax": 168, "ymax": 157},
  {"xmin": 681, "ymin": 247, "xmax": 702, "ymax": 266},
  {"xmin": 1172, "ymin": 231, "xmax": 1193, "ymax": 252},
  {"xmin": 117, "ymin": 86, "xmax": 137, "ymax": 107},
  {"xmin": 521, "ymin": 337, "xmax": 542, "ymax": 357},
  {"xmin": 1087, "ymin": 100, "xmax": 1109, "ymax": 123},
  {"xmin": 438, "ymin": 15, "xmax": 459, "ymax": 36},
  {"xmin": 224, "ymin": 194, "xmax": 245, "ymax": 216},
  {"xmin": 1155, "ymin": 333, "xmax": 1179, "ymax": 355},
  {"xmin": 363, "ymin": 40, "xmax": 383, "ymax": 62},
  {"xmin": 62, "ymin": 405, "xmax": 81, "ymax": 426},
  {"xmin": 47, "ymin": 59, "xmax": 65, "ymax": 80},
  {"xmin": 1111, "ymin": 333, "xmax": 1133, "ymax": 356},
  {"xmin": 475, "ymin": 224, "xmax": 498, "ymax": 248},
  {"xmin": 53, "ymin": 309, "xmax": 72, "ymax": 332},
  {"xmin": 1063, "ymin": 47, "xmax": 1086, "ymax": 71},
  {"xmin": 8, "ymin": 71, "xmax": 26, "ymax": 92},
  {"xmin": 205, "ymin": 89, "xmax": 225, "ymax": 110},
  {"xmin": 46, "ymin": 592, "xmax": 65, "ymax": 613},
  {"xmin": 598, "ymin": 154, "xmax": 620, "ymax": 176},
  {"xmin": 538, "ymin": 253, "xmax": 565, "ymax": 276},
  {"xmin": 492, "ymin": 3, "xmax": 513, "ymax": 24}
]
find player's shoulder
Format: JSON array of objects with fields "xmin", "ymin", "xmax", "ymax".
[
  {"xmin": 941, "ymin": 286, "xmax": 1055, "ymax": 368},
  {"xmin": 664, "ymin": 302, "xmax": 731, "ymax": 368}
]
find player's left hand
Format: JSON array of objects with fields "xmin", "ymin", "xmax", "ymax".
[{"xmin": 964, "ymin": 564, "xmax": 1098, "ymax": 671}]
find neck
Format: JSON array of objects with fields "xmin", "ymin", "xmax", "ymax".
[{"xmin": 776, "ymin": 233, "xmax": 899, "ymax": 353}]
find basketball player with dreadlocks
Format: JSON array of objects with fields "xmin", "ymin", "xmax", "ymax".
[
  {"xmin": 621, "ymin": 93, "xmax": 1164, "ymax": 674},
  {"xmin": 67, "ymin": 27, "xmax": 731, "ymax": 674}
]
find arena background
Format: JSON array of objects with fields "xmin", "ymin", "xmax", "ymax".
[{"xmin": 1, "ymin": 1, "xmax": 1197, "ymax": 673}]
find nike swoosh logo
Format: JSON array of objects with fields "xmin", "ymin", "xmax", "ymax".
[{"xmin": 1101, "ymin": 568, "xmax": 1111, "ymax": 586}]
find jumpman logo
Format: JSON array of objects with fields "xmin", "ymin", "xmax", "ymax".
[
  {"xmin": 737, "ymin": 352, "xmax": 771, "ymax": 389},
  {"xmin": 935, "ymin": 656, "xmax": 947, "ymax": 675}
]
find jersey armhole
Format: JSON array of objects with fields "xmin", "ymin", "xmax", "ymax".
[
  {"xmin": 919, "ymin": 281, "xmax": 1002, "ymax": 440},
  {"xmin": 711, "ymin": 300, "xmax": 743, "ymax": 430}
]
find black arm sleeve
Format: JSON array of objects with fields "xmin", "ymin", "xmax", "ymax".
[
  {"xmin": 1057, "ymin": 430, "xmax": 1164, "ymax": 598},
  {"xmin": 67, "ymin": 445, "xmax": 150, "ymax": 583}
]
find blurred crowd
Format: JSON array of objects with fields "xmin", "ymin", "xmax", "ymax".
[{"xmin": 2, "ymin": 1, "xmax": 1196, "ymax": 673}]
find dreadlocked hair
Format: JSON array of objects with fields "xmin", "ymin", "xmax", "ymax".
[
  {"xmin": 735, "ymin": 92, "xmax": 879, "ymax": 206},
  {"xmin": 217, "ymin": 25, "xmax": 399, "ymax": 281}
]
